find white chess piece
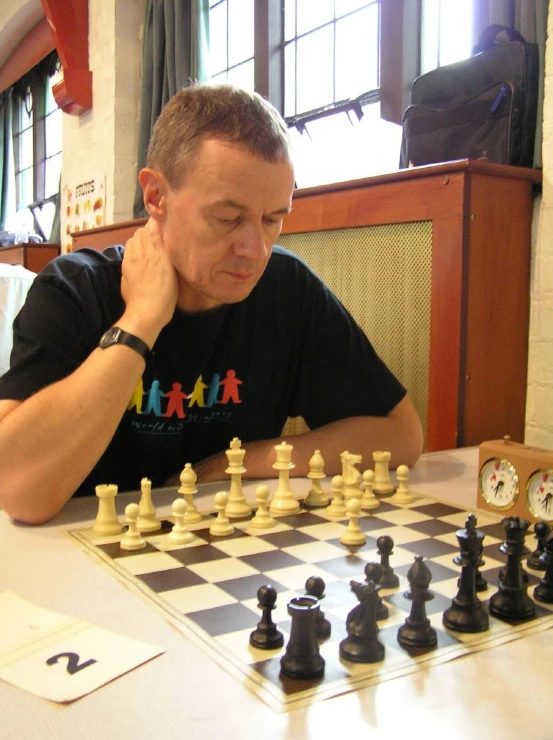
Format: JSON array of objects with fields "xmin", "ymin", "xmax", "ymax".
[
  {"xmin": 360, "ymin": 469, "xmax": 380, "ymax": 510},
  {"xmin": 167, "ymin": 498, "xmax": 195, "ymax": 545},
  {"xmin": 372, "ymin": 451, "xmax": 394, "ymax": 494},
  {"xmin": 250, "ymin": 485, "xmax": 276, "ymax": 529},
  {"xmin": 120, "ymin": 503, "xmax": 147, "ymax": 551},
  {"xmin": 269, "ymin": 441, "xmax": 300, "ymax": 514},
  {"xmin": 225, "ymin": 437, "xmax": 252, "ymax": 519},
  {"xmin": 178, "ymin": 463, "xmax": 202, "ymax": 523},
  {"xmin": 303, "ymin": 449, "xmax": 329, "ymax": 507},
  {"xmin": 137, "ymin": 477, "xmax": 161, "ymax": 532},
  {"xmin": 326, "ymin": 475, "xmax": 347, "ymax": 517},
  {"xmin": 391, "ymin": 465, "xmax": 415, "ymax": 505},
  {"xmin": 340, "ymin": 498, "xmax": 366, "ymax": 547},
  {"xmin": 209, "ymin": 491, "xmax": 235, "ymax": 536},
  {"xmin": 93, "ymin": 483, "xmax": 122, "ymax": 536}
]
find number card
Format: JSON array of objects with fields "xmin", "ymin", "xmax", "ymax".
[{"xmin": 0, "ymin": 591, "xmax": 165, "ymax": 702}]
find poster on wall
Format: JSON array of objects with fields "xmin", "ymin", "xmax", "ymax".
[{"xmin": 63, "ymin": 174, "xmax": 106, "ymax": 253}]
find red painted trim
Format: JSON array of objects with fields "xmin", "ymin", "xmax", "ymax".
[{"xmin": 0, "ymin": 18, "xmax": 55, "ymax": 94}]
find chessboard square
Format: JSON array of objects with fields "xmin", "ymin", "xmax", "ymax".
[
  {"xmin": 282, "ymin": 541, "xmax": 345, "ymax": 564},
  {"xmin": 318, "ymin": 578, "xmax": 358, "ymax": 609},
  {"xmin": 358, "ymin": 517, "xmax": 397, "ymax": 533},
  {"xmin": 216, "ymin": 627, "xmax": 285, "ymax": 665},
  {"xmin": 277, "ymin": 511, "xmax": 327, "ymax": 528},
  {"xmin": 477, "ymin": 553, "xmax": 506, "ymax": 573},
  {"xmin": 163, "ymin": 583, "xmax": 237, "ymax": 613},
  {"xmin": 190, "ymin": 527, "xmax": 249, "ymax": 545},
  {"xmin": 313, "ymin": 555, "xmax": 370, "ymax": 580},
  {"xmin": 438, "ymin": 511, "xmax": 500, "ymax": 529},
  {"xmin": 412, "ymin": 502, "xmax": 466, "ymax": 518},
  {"xmin": 216, "ymin": 573, "xmax": 290, "ymax": 601},
  {"xmin": 401, "ymin": 538, "xmax": 458, "ymax": 559},
  {"xmin": 430, "ymin": 576, "xmax": 465, "ymax": 600},
  {"xmin": 297, "ymin": 521, "xmax": 347, "ymax": 540},
  {"xmin": 257, "ymin": 529, "xmax": 318, "ymax": 548},
  {"xmin": 97, "ymin": 541, "xmax": 158, "ymax": 559},
  {"xmin": 137, "ymin": 567, "xmax": 207, "ymax": 592},
  {"xmin": 371, "ymin": 509, "xmax": 433, "ymax": 526},
  {"xmin": 265, "ymin": 563, "xmax": 338, "ymax": 591},
  {"xmin": 168, "ymin": 544, "xmax": 231, "ymax": 566},
  {"xmin": 234, "ymin": 520, "xmax": 292, "ymax": 536},
  {"xmin": 478, "ymin": 521, "xmax": 508, "ymax": 539},
  {"xmin": 240, "ymin": 550, "xmax": 306, "ymax": 572},
  {"xmin": 187, "ymin": 602, "xmax": 259, "ymax": 636},
  {"xmin": 363, "ymin": 526, "xmax": 431, "ymax": 546},
  {"xmin": 394, "ymin": 558, "xmax": 458, "ymax": 584},
  {"xmin": 242, "ymin": 590, "xmax": 299, "ymax": 624},
  {"xmin": 116, "ymin": 550, "xmax": 190, "ymax": 576},
  {"xmin": 406, "ymin": 519, "xmax": 458, "ymax": 537},
  {"xmin": 210, "ymin": 537, "xmax": 278, "ymax": 558},
  {"xmin": 187, "ymin": 558, "xmax": 260, "ymax": 583}
]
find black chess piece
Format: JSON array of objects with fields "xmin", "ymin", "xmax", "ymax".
[
  {"xmin": 489, "ymin": 517, "xmax": 536, "ymax": 622},
  {"xmin": 280, "ymin": 596, "xmax": 325, "ymax": 679},
  {"xmin": 249, "ymin": 585, "xmax": 284, "ymax": 650},
  {"xmin": 376, "ymin": 535, "xmax": 399, "ymax": 588},
  {"xmin": 305, "ymin": 575, "xmax": 331, "ymax": 639},
  {"xmin": 443, "ymin": 515, "xmax": 489, "ymax": 633},
  {"xmin": 527, "ymin": 521, "xmax": 551, "ymax": 571},
  {"xmin": 339, "ymin": 580, "xmax": 385, "ymax": 663},
  {"xmin": 397, "ymin": 555, "xmax": 437, "ymax": 649},
  {"xmin": 364, "ymin": 562, "xmax": 389, "ymax": 619},
  {"xmin": 533, "ymin": 535, "xmax": 553, "ymax": 603}
]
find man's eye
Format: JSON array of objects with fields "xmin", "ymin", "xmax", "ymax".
[{"xmin": 218, "ymin": 217, "xmax": 239, "ymax": 224}]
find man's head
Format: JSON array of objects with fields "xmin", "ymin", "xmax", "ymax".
[{"xmin": 146, "ymin": 83, "xmax": 292, "ymax": 189}]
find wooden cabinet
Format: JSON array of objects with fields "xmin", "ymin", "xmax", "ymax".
[
  {"xmin": 70, "ymin": 160, "xmax": 541, "ymax": 451},
  {"xmin": 0, "ymin": 243, "xmax": 60, "ymax": 272}
]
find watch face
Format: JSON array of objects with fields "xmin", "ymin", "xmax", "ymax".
[
  {"xmin": 526, "ymin": 469, "xmax": 553, "ymax": 521},
  {"xmin": 99, "ymin": 327, "xmax": 121, "ymax": 348},
  {"xmin": 479, "ymin": 457, "xmax": 519, "ymax": 510}
]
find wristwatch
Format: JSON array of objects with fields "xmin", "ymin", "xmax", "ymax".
[{"xmin": 98, "ymin": 326, "xmax": 151, "ymax": 361}]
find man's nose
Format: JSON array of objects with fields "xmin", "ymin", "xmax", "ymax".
[{"xmin": 233, "ymin": 223, "xmax": 270, "ymax": 260}]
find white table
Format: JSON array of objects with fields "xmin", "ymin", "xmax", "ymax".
[{"xmin": 1, "ymin": 448, "xmax": 551, "ymax": 740}]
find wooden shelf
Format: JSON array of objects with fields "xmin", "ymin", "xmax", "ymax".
[{"xmin": 0, "ymin": 243, "xmax": 60, "ymax": 272}]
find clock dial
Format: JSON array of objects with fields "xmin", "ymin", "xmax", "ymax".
[
  {"xmin": 526, "ymin": 469, "xmax": 553, "ymax": 522},
  {"xmin": 479, "ymin": 457, "xmax": 519, "ymax": 510}
]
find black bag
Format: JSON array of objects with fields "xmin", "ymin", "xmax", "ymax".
[{"xmin": 399, "ymin": 26, "xmax": 539, "ymax": 169}]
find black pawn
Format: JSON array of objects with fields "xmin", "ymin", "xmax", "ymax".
[
  {"xmin": 339, "ymin": 580, "xmax": 385, "ymax": 663},
  {"xmin": 364, "ymin": 562, "xmax": 389, "ymax": 619},
  {"xmin": 305, "ymin": 575, "xmax": 331, "ymax": 638},
  {"xmin": 489, "ymin": 517, "xmax": 536, "ymax": 622},
  {"xmin": 527, "ymin": 521, "xmax": 551, "ymax": 571},
  {"xmin": 398, "ymin": 556, "xmax": 437, "ymax": 649},
  {"xmin": 534, "ymin": 535, "xmax": 553, "ymax": 603},
  {"xmin": 443, "ymin": 515, "xmax": 489, "ymax": 633},
  {"xmin": 376, "ymin": 535, "xmax": 399, "ymax": 588},
  {"xmin": 249, "ymin": 585, "xmax": 284, "ymax": 650},
  {"xmin": 280, "ymin": 596, "xmax": 325, "ymax": 679}
]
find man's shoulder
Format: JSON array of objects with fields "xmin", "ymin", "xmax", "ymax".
[
  {"xmin": 265, "ymin": 245, "xmax": 318, "ymax": 283},
  {"xmin": 42, "ymin": 246, "xmax": 124, "ymax": 278}
]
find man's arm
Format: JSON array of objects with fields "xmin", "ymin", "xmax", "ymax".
[
  {"xmin": 0, "ymin": 221, "xmax": 178, "ymax": 525},
  {"xmin": 189, "ymin": 395, "xmax": 423, "ymax": 483}
]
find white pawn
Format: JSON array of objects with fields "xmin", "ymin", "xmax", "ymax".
[
  {"xmin": 372, "ymin": 451, "xmax": 394, "ymax": 494},
  {"xmin": 250, "ymin": 485, "xmax": 276, "ymax": 529},
  {"xmin": 178, "ymin": 463, "xmax": 202, "ymax": 523},
  {"xmin": 303, "ymin": 449, "xmax": 329, "ymax": 507},
  {"xmin": 137, "ymin": 477, "xmax": 161, "ymax": 533},
  {"xmin": 93, "ymin": 483, "xmax": 122, "ymax": 536},
  {"xmin": 360, "ymin": 469, "xmax": 380, "ymax": 510},
  {"xmin": 326, "ymin": 475, "xmax": 347, "ymax": 518},
  {"xmin": 209, "ymin": 491, "xmax": 235, "ymax": 536},
  {"xmin": 168, "ymin": 498, "xmax": 195, "ymax": 545},
  {"xmin": 391, "ymin": 464, "xmax": 415, "ymax": 505},
  {"xmin": 120, "ymin": 503, "xmax": 147, "ymax": 551},
  {"xmin": 340, "ymin": 498, "xmax": 366, "ymax": 547}
]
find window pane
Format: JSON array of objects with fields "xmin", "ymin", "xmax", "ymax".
[
  {"xmin": 34, "ymin": 201, "xmax": 56, "ymax": 239},
  {"xmin": 45, "ymin": 152, "xmax": 62, "ymax": 198},
  {"xmin": 421, "ymin": 0, "xmax": 440, "ymax": 73},
  {"xmin": 228, "ymin": 0, "xmax": 253, "ymax": 67},
  {"xmin": 226, "ymin": 59, "xmax": 255, "ymax": 91},
  {"xmin": 335, "ymin": 5, "xmax": 379, "ymax": 100},
  {"xmin": 17, "ymin": 168, "xmax": 33, "ymax": 208},
  {"xmin": 296, "ymin": 0, "xmax": 333, "ymax": 36},
  {"xmin": 336, "ymin": 0, "xmax": 377, "ymax": 16},
  {"xmin": 46, "ymin": 77, "xmax": 58, "ymax": 114},
  {"xmin": 20, "ymin": 129, "xmax": 33, "ymax": 169},
  {"xmin": 439, "ymin": 2, "xmax": 472, "ymax": 66},
  {"xmin": 284, "ymin": 42, "xmax": 297, "ymax": 117},
  {"xmin": 284, "ymin": 0, "xmax": 296, "ymax": 41},
  {"xmin": 209, "ymin": 0, "xmax": 228, "ymax": 75},
  {"xmin": 295, "ymin": 25, "xmax": 334, "ymax": 113},
  {"xmin": 16, "ymin": 96, "xmax": 32, "ymax": 134},
  {"xmin": 45, "ymin": 109, "xmax": 62, "ymax": 158}
]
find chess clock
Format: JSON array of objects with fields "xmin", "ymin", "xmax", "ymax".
[{"xmin": 477, "ymin": 437, "xmax": 553, "ymax": 522}]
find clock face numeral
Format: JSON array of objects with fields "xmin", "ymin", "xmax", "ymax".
[
  {"xmin": 526, "ymin": 469, "xmax": 553, "ymax": 521},
  {"xmin": 479, "ymin": 458, "xmax": 519, "ymax": 510}
]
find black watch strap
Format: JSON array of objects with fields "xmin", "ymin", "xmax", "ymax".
[{"xmin": 98, "ymin": 326, "xmax": 151, "ymax": 361}]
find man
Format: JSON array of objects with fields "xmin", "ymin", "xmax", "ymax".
[{"xmin": 0, "ymin": 84, "xmax": 423, "ymax": 524}]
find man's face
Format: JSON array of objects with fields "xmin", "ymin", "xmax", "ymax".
[{"xmin": 160, "ymin": 139, "xmax": 295, "ymax": 313}]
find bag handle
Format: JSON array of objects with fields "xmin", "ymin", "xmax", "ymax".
[{"xmin": 472, "ymin": 24, "xmax": 526, "ymax": 55}]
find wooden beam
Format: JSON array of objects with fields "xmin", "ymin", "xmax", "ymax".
[{"xmin": 0, "ymin": 18, "xmax": 54, "ymax": 94}]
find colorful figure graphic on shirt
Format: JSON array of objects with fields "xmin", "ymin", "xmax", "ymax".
[
  {"xmin": 164, "ymin": 382, "xmax": 188, "ymax": 418},
  {"xmin": 219, "ymin": 369, "xmax": 243, "ymax": 404},
  {"xmin": 143, "ymin": 379, "xmax": 165, "ymax": 416},
  {"xmin": 127, "ymin": 378, "xmax": 145, "ymax": 414},
  {"xmin": 188, "ymin": 375, "xmax": 208, "ymax": 408},
  {"xmin": 206, "ymin": 373, "xmax": 221, "ymax": 408}
]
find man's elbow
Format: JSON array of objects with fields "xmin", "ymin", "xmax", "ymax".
[{"xmin": 0, "ymin": 480, "xmax": 64, "ymax": 525}]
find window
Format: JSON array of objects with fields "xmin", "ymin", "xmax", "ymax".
[
  {"xmin": 209, "ymin": 0, "xmax": 255, "ymax": 90},
  {"xmin": 421, "ymin": 0, "xmax": 474, "ymax": 74},
  {"xmin": 10, "ymin": 51, "xmax": 61, "ymax": 240}
]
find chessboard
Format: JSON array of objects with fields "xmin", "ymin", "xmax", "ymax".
[{"xmin": 68, "ymin": 490, "xmax": 553, "ymax": 712}]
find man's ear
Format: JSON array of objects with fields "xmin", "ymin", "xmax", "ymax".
[{"xmin": 138, "ymin": 168, "xmax": 167, "ymax": 220}]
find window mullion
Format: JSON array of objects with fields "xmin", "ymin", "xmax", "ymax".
[
  {"xmin": 33, "ymin": 77, "xmax": 46, "ymax": 203},
  {"xmin": 254, "ymin": 0, "xmax": 284, "ymax": 113}
]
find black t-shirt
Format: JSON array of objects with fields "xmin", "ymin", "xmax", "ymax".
[{"xmin": 0, "ymin": 246, "xmax": 405, "ymax": 494}]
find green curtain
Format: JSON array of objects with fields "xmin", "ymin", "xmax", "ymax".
[
  {"xmin": 0, "ymin": 88, "xmax": 14, "ymax": 230},
  {"xmin": 472, "ymin": 0, "xmax": 549, "ymax": 168},
  {"xmin": 133, "ymin": 0, "xmax": 210, "ymax": 218}
]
